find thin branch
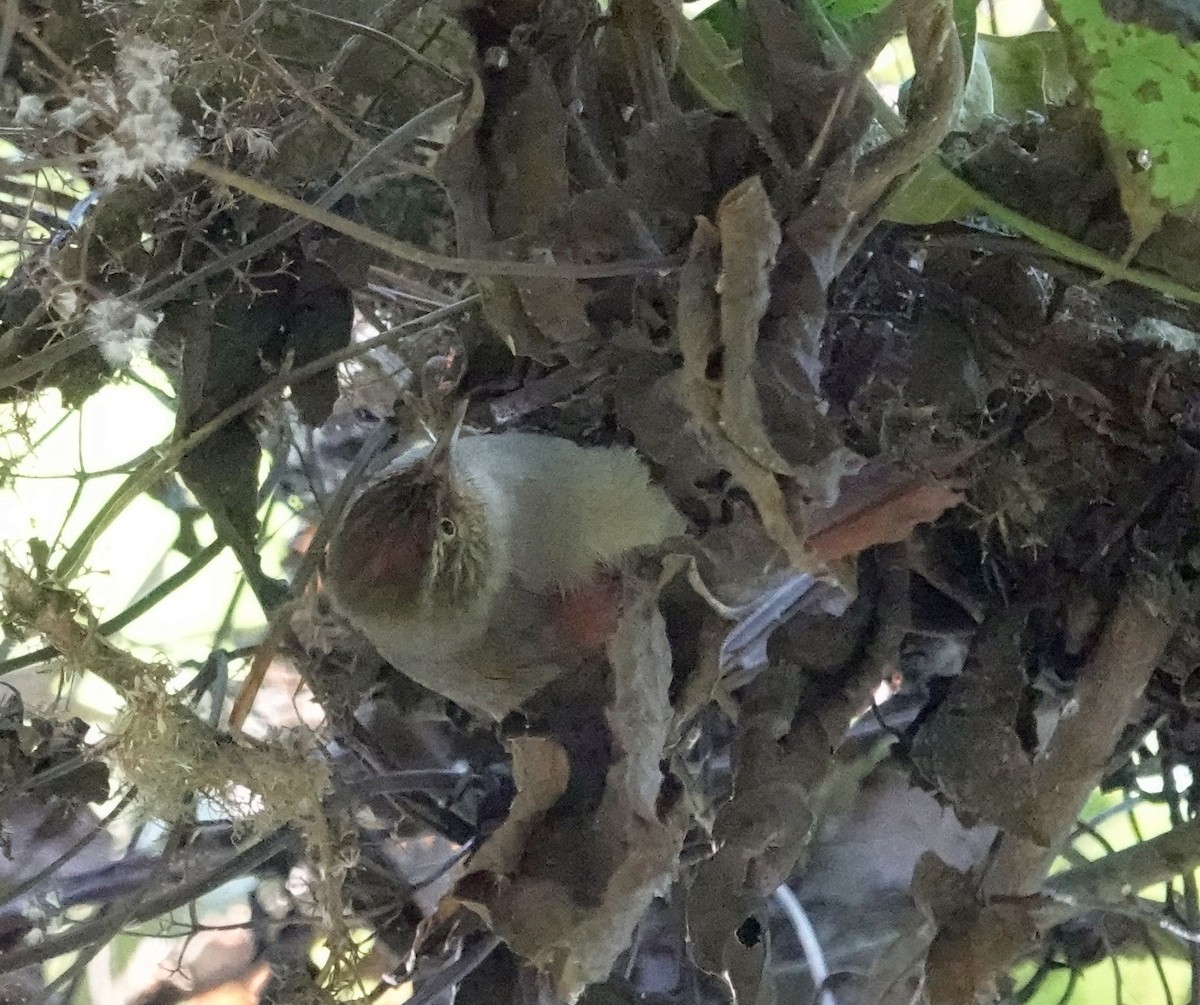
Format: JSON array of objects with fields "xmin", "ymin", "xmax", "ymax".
[
  {"xmin": 985, "ymin": 589, "xmax": 1175, "ymax": 897},
  {"xmin": 0, "ymin": 539, "xmax": 226, "ymax": 676},
  {"xmin": 0, "ymin": 788, "xmax": 138, "ymax": 912},
  {"xmin": 228, "ymin": 417, "xmax": 392, "ymax": 730},
  {"xmin": 405, "ymin": 934, "xmax": 502, "ymax": 1005},
  {"xmin": 40, "ymin": 818, "xmax": 189, "ymax": 999},
  {"xmin": 186, "ymin": 157, "xmax": 679, "ymax": 280},
  {"xmin": 0, "ymin": 95, "xmax": 464, "ymax": 393},
  {"xmin": 0, "ymin": 0, "xmax": 18, "ymax": 111},
  {"xmin": 0, "ymin": 828, "xmax": 297, "ymax": 976},
  {"xmin": 286, "ymin": 2, "xmax": 465, "ymax": 84},
  {"xmin": 55, "ymin": 296, "xmax": 477, "ymax": 582},
  {"xmin": 1044, "ymin": 815, "xmax": 1200, "ymax": 913}
]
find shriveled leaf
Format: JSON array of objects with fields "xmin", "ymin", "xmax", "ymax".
[
  {"xmin": 849, "ymin": 853, "xmax": 969, "ymax": 1005},
  {"xmin": 437, "ymin": 77, "xmax": 491, "ymax": 251},
  {"xmin": 806, "ymin": 479, "xmax": 965, "ymax": 562},
  {"xmin": 910, "ymin": 608, "xmax": 1045, "ymax": 839},
  {"xmin": 490, "ymin": 60, "xmax": 570, "ymax": 238},
  {"xmin": 757, "ymin": 173, "xmax": 865, "ymax": 497},
  {"xmin": 443, "ymin": 59, "xmax": 594, "ymax": 358},
  {"xmin": 677, "ymin": 217, "xmax": 723, "ymax": 394},
  {"xmin": 915, "ymin": 855, "xmax": 1042, "ymax": 1005},
  {"xmin": 468, "ymin": 736, "xmax": 571, "ymax": 880},
  {"xmin": 477, "ymin": 274, "xmax": 547, "ymax": 357},
  {"xmin": 744, "ymin": 0, "xmax": 861, "ymax": 151},
  {"xmin": 714, "ymin": 178, "xmax": 789, "ymax": 475},
  {"xmin": 436, "ymin": 80, "xmax": 540, "ymax": 357},
  {"xmin": 686, "ymin": 856, "xmax": 774, "ymax": 1005},
  {"xmin": 677, "ymin": 215, "xmax": 811, "ymax": 569},
  {"xmin": 687, "ymin": 658, "xmax": 845, "ymax": 1003},
  {"xmin": 910, "ymin": 852, "xmax": 977, "ymax": 930},
  {"xmin": 451, "ymin": 585, "xmax": 684, "ymax": 1002},
  {"xmin": 516, "ymin": 275, "xmax": 594, "ymax": 346},
  {"xmin": 604, "ymin": 585, "xmax": 675, "ymax": 812},
  {"xmin": 543, "ymin": 589, "xmax": 685, "ymax": 997},
  {"xmin": 623, "ymin": 111, "xmax": 733, "ymax": 249},
  {"xmin": 925, "ymin": 899, "xmax": 1040, "ymax": 1005}
]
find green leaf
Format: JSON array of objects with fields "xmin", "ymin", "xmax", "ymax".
[
  {"xmin": 698, "ymin": 0, "xmax": 748, "ymax": 47},
  {"xmin": 1047, "ymin": 0, "xmax": 1200, "ymax": 209},
  {"xmin": 822, "ymin": 0, "xmax": 887, "ymax": 21},
  {"xmin": 977, "ymin": 32, "xmax": 1075, "ymax": 119},
  {"xmin": 953, "ymin": 0, "xmax": 979, "ymax": 89},
  {"xmin": 675, "ymin": 8, "xmax": 753, "ymax": 114},
  {"xmin": 957, "ymin": 38, "xmax": 995, "ymax": 129},
  {"xmin": 885, "ymin": 159, "xmax": 978, "ymax": 224}
]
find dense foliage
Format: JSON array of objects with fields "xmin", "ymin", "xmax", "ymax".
[{"xmin": 5, "ymin": 0, "xmax": 1200, "ymax": 1002}]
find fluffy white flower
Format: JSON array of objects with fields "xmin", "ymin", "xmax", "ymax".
[
  {"xmin": 84, "ymin": 298, "xmax": 161, "ymax": 367},
  {"xmin": 91, "ymin": 37, "xmax": 196, "ymax": 187},
  {"xmin": 119, "ymin": 38, "xmax": 180, "ymax": 80},
  {"xmin": 51, "ymin": 95, "xmax": 99, "ymax": 131},
  {"xmin": 230, "ymin": 126, "xmax": 276, "ymax": 161},
  {"xmin": 51, "ymin": 288, "xmax": 79, "ymax": 319},
  {"xmin": 14, "ymin": 95, "xmax": 46, "ymax": 126}
]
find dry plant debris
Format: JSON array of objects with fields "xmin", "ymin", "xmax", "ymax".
[{"xmin": 7, "ymin": 0, "xmax": 1200, "ymax": 1003}]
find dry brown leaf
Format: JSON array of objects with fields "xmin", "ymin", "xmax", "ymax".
[
  {"xmin": 715, "ymin": 178, "xmax": 788, "ymax": 475},
  {"xmin": 490, "ymin": 61, "xmax": 570, "ymax": 238},
  {"xmin": 437, "ymin": 77, "xmax": 490, "ymax": 248},
  {"xmin": 678, "ymin": 216, "xmax": 722, "ymax": 422},
  {"xmin": 677, "ymin": 216, "xmax": 811, "ymax": 569},
  {"xmin": 451, "ymin": 586, "xmax": 684, "ymax": 1002},
  {"xmin": 685, "ymin": 660, "xmax": 821, "ymax": 1005},
  {"xmin": 517, "ymin": 275, "xmax": 594, "ymax": 345},
  {"xmin": 477, "ymin": 274, "xmax": 549, "ymax": 357},
  {"xmin": 488, "ymin": 60, "xmax": 594, "ymax": 355},
  {"xmin": 540, "ymin": 590, "xmax": 684, "ymax": 997},
  {"xmin": 806, "ymin": 479, "xmax": 965, "ymax": 562},
  {"xmin": 467, "ymin": 736, "xmax": 571, "ymax": 880},
  {"xmin": 909, "ymin": 608, "xmax": 1045, "ymax": 840},
  {"xmin": 914, "ymin": 853, "xmax": 1041, "ymax": 1005}
]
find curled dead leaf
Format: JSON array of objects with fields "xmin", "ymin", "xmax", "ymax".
[
  {"xmin": 448, "ymin": 584, "xmax": 684, "ymax": 1002},
  {"xmin": 806, "ymin": 479, "xmax": 965, "ymax": 563},
  {"xmin": 467, "ymin": 736, "xmax": 571, "ymax": 880}
]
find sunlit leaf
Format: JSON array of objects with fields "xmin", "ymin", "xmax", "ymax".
[{"xmin": 1049, "ymin": 0, "xmax": 1200, "ymax": 209}]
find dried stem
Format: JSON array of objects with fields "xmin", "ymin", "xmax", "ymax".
[{"xmin": 985, "ymin": 589, "xmax": 1175, "ymax": 897}]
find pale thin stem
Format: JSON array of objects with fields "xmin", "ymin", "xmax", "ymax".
[{"xmin": 774, "ymin": 884, "xmax": 838, "ymax": 1005}]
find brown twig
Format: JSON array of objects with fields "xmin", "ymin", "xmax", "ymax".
[
  {"xmin": 228, "ymin": 418, "xmax": 392, "ymax": 732},
  {"xmin": 985, "ymin": 589, "xmax": 1175, "ymax": 896}
]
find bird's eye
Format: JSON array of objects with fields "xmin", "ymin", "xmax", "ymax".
[{"xmin": 438, "ymin": 517, "xmax": 457, "ymax": 538}]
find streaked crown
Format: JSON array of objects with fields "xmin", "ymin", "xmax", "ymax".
[{"xmin": 326, "ymin": 450, "xmax": 493, "ymax": 621}]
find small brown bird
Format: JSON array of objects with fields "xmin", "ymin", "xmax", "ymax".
[{"xmin": 324, "ymin": 416, "xmax": 685, "ymax": 719}]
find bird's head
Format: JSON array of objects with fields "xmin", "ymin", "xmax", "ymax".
[{"xmin": 325, "ymin": 404, "xmax": 493, "ymax": 622}]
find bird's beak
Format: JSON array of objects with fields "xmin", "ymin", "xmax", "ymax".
[{"xmin": 424, "ymin": 397, "xmax": 469, "ymax": 476}]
